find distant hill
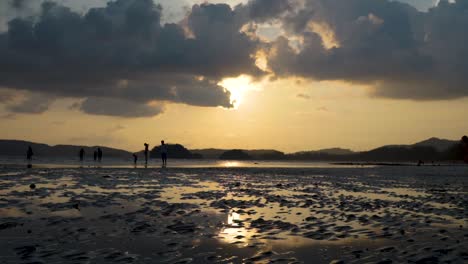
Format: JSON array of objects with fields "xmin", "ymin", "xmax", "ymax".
[
  {"xmin": 150, "ymin": 144, "xmax": 201, "ymax": 159},
  {"xmin": 0, "ymin": 140, "xmax": 131, "ymax": 158},
  {"xmin": 292, "ymin": 148, "xmax": 354, "ymax": 156},
  {"xmin": 219, "ymin": 150, "xmax": 252, "ymax": 160},
  {"xmin": 317, "ymin": 148, "xmax": 355, "ymax": 155},
  {"xmin": 0, "ymin": 137, "xmax": 464, "ymax": 162},
  {"xmin": 192, "ymin": 149, "xmax": 285, "ymax": 160},
  {"xmin": 413, "ymin": 137, "xmax": 457, "ymax": 152},
  {"xmin": 191, "ymin": 149, "xmax": 225, "ymax": 159}
]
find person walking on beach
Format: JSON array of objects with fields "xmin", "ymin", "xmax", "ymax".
[
  {"xmin": 133, "ymin": 153, "xmax": 138, "ymax": 167},
  {"xmin": 144, "ymin": 143, "xmax": 149, "ymax": 166},
  {"xmin": 97, "ymin": 147, "xmax": 103, "ymax": 162},
  {"xmin": 26, "ymin": 146, "xmax": 33, "ymax": 167},
  {"xmin": 79, "ymin": 148, "xmax": 85, "ymax": 162},
  {"xmin": 160, "ymin": 140, "xmax": 168, "ymax": 167},
  {"xmin": 93, "ymin": 150, "xmax": 97, "ymax": 162}
]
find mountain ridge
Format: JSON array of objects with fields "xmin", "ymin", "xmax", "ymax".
[{"xmin": 0, "ymin": 137, "xmax": 463, "ymax": 161}]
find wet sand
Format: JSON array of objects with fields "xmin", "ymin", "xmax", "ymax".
[{"xmin": 0, "ymin": 166, "xmax": 466, "ymax": 263}]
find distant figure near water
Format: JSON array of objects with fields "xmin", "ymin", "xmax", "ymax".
[
  {"xmin": 79, "ymin": 148, "xmax": 85, "ymax": 162},
  {"xmin": 26, "ymin": 146, "xmax": 33, "ymax": 168},
  {"xmin": 160, "ymin": 140, "xmax": 167, "ymax": 166},
  {"xmin": 133, "ymin": 153, "xmax": 138, "ymax": 167},
  {"xmin": 97, "ymin": 147, "xmax": 102, "ymax": 162},
  {"xmin": 462, "ymin": 136, "xmax": 468, "ymax": 163},
  {"xmin": 93, "ymin": 150, "xmax": 97, "ymax": 162},
  {"xmin": 144, "ymin": 143, "xmax": 149, "ymax": 166}
]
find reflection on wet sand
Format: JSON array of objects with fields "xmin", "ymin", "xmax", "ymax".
[{"xmin": 0, "ymin": 166, "xmax": 466, "ymax": 263}]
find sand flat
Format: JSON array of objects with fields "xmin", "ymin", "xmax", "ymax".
[{"xmin": 0, "ymin": 166, "xmax": 467, "ymax": 263}]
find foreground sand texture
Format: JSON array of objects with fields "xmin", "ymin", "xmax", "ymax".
[{"xmin": 0, "ymin": 166, "xmax": 467, "ymax": 263}]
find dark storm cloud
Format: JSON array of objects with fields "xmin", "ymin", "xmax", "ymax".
[
  {"xmin": 2, "ymin": 0, "xmax": 467, "ymax": 116},
  {"xmin": 235, "ymin": 0, "xmax": 298, "ymax": 22},
  {"xmin": 0, "ymin": 0, "xmax": 264, "ymax": 117},
  {"xmin": 10, "ymin": 0, "xmax": 29, "ymax": 9},
  {"xmin": 268, "ymin": 0, "xmax": 468, "ymax": 100}
]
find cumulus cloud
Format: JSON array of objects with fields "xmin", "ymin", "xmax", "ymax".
[
  {"xmin": 0, "ymin": 0, "xmax": 265, "ymax": 117},
  {"xmin": 267, "ymin": 0, "xmax": 468, "ymax": 100},
  {"xmin": 1, "ymin": 0, "xmax": 467, "ymax": 118}
]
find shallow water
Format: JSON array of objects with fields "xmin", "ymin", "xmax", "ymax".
[
  {"xmin": 0, "ymin": 166, "xmax": 467, "ymax": 263},
  {"xmin": 0, "ymin": 157, "xmax": 383, "ymax": 169}
]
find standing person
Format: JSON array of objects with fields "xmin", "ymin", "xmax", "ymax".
[
  {"xmin": 160, "ymin": 140, "xmax": 168, "ymax": 167},
  {"xmin": 144, "ymin": 143, "xmax": 149, "ymax": 166},
  {"xmin": 79, "ymin": 148, "xmax": 85, "ymax": 162},
  {"xmin": 133, "ymin": 153, "xmax": 138, "ymax": 167},
  {"xmin": 462, "ymin": 136, "xmax": 468, "ymax": 163},
  {"xmin": 26, "ymin": 146, "xmax": 33, "ymax": 168},
  {"xmin": 97, "ymin": 147, "xmax": 103, "ymax": 162},
  {"xmin": 93, "ymin": 150, "xmax": 97, "ymax": 162}
]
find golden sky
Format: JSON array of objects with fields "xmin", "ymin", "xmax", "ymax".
[
  {"xmin": 1, "ymin": 76, "xmax": 467, "ymax": 152},
  {"xmin": 1, "ymin": 0, "xmax": 467, "ymax": 152}
]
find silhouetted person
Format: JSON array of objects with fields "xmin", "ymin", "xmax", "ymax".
[
  {"xmin": 160, "ymin": 140, "xmax": 167, "ymax": 166},
  {"xmin": 97, "ymin": 147, "xmax": 102, "ymax": 162},
  {"xmin": 26, "ymin": 146, "xmax": 33, "ymax": 168},
  {"xmin": 144, "ymin": 143, "xmax": 149, "ymax": 165},
  {"xmin": 93, "ymin": 150, "xmax": 97, "ymax": 162},
  {"xmin": 133, "ymin": 153, "xmax": 138, "ymax": 167},
  {"xmin": 79, "ymin": 148, "xmax": 85, "ymax": 162},
  {"xmin": 462, "ymin": 136, "xmax": 468, "ymax": 163}
]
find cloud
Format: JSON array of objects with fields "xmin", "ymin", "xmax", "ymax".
[
  {"xmin": 2, "ymin": 0, "xmax": 467, "ymax": 113},
  {"xmin": 235, "ymin": 0, "xmax": 298, "ymax": 22},
  {"xmin": 73, "ymin": 97, "xmax": 165, "ymax": 117},
  {"xmin": 296, "ymin": 93, "xmax": 311, "ymax": 99},
  {"xmin": 0, "ymin": 0, "xmax": 264, "ymax": 117},
  {"xmin": 267, "ymin": 0, "xmax": 468, "ymax": 100},
  {"xmin": 6, "ymin": 93, "xmax": 55, "ymax": 113},
  {"xmin": 0, "ymin": 88, "xmax": 55, "ymax": 114},
  {"xmin": 394, "ymin": 0, "xmax": 439, "ymax": 11}
]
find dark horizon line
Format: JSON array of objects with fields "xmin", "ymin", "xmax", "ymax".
[{"xmin": 0, "ymin": 136, "xmax": 462, "ymax": 155}]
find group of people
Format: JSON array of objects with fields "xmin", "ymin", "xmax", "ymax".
[
  {"xmin": 79, "ymin": 147, "xmax": 103, "ymax": 162},
  {"xmin": 138, "ymin": 140, "xmax": 168, "ymax": 167},
  {"xmin": 23, "ymin": 136, "xmax": 468, "ymax": 167},
  {"xmin": 25, "ymin": 140, "xmax": 169, "ymax": 167}
]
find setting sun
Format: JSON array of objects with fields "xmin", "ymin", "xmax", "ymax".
[{"xmin": 219, "ymin": 75, "xmax": 256, "ymax": 109}]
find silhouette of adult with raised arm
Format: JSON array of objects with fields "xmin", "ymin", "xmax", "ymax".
[
  {"xmin": 97, "ymin": 147, "xmax": 103, "ymax": 162},
  {"xmin": 26, "ymin": 146, "xmax": 33, "ymax": 168},
  {"xmin": 462, "ymin": 136, "xmax": 468, "ymax": 163},
  {"xmin": 133, "ymin": 153, "xmax": 138, "ymax": 167},
  {"xmin": 160, "ymin": 140, "xmax": 168, "ymax": 167},
  {"xmin": 79, "ymin": 148, "xmax": 85, "ymax": 162},
  {"xmin": 144, "ymin": 143, "xmax": 149, "ymax": 166}
]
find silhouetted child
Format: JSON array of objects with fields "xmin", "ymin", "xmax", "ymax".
[
  {"xmin": 97, "ymin": 147, "xmax": 102, "ymax": 162},
  {"xmin": 160, "ymin": 140, "xmax": 167, "ymax": 166},
  {"xmin": 144, "ymin": 143, "xmax": 149, "ymax": 165},
  {"xmin": 79, "ymin": 148, "xmax": 85, "ymax": 162},
  {"xmin": 133, "ymin": 153, "xmax": 138, "ymax": 166}
]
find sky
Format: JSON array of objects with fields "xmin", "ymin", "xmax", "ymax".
[{"xmin": 0, "ymin": 0, "xmax": 467, "ymax": 153}]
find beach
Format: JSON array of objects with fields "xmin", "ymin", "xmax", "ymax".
[{"xmin": 0, "ymin": 164, "xmax": 466, "ymax": 263}]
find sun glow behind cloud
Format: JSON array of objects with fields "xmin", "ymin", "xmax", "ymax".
[{"xmin": 219, "ymin": 75, "xmax": 258, "ymax": 109}]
